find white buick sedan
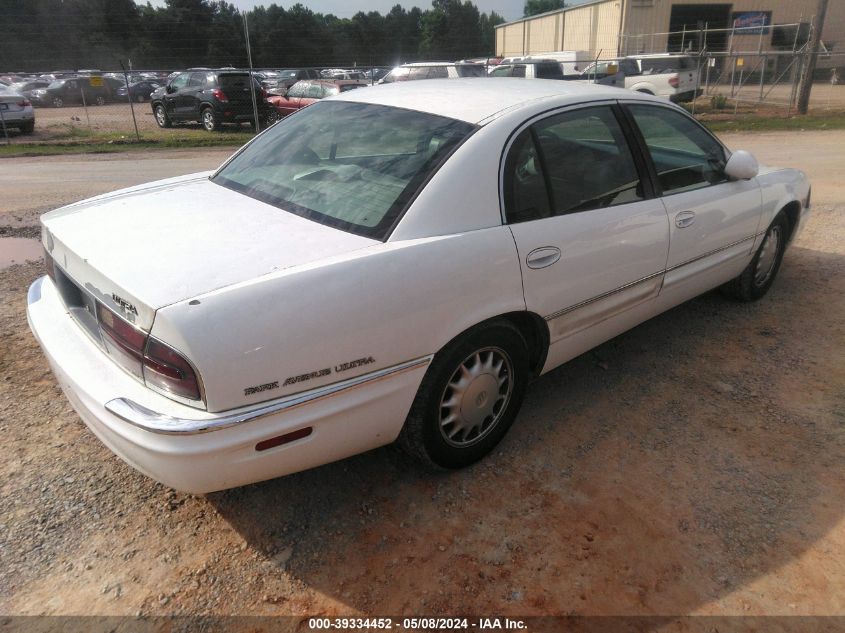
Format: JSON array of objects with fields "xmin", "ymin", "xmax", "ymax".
[{"xmin": 27, "ymin": 80, "xmax": 810, "ymax": 493}]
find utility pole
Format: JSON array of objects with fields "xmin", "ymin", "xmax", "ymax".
[{"xmin": 797, "ymin": 0, "xmax": 829, "ymax": 114}]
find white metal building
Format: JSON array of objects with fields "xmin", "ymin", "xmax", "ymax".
[{"xmin": 495, "ymin": 0, "xmax": 843, "ymax": 63}]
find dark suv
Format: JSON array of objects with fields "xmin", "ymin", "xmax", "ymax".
[
  {"xmin": 29, "ymin": 77, "xmax": 111, "ymax": 107},
  {"xmin": 150, "ymin": 70, "xmax": 271, "ymax": 131}
]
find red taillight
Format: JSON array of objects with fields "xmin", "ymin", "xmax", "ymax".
[
  {"xmin": 143, "ymin": 338, "xmax": 200, "ymax": 401},
  {"xmin": 669, "ymin": 75, "xmax": 680, "ymax": 88},
  {"xmin": 96, "ymin": 302, "xmax": 202, "ymax": 402},
  {"xmin": 18, "ymin": 99, "xmax": 31, "ymax": 107},
  {"xmin": 211, "ymin": 88, "xmax": 228, "ymax": 103},
  {"xmin": 97, "ymin": 302, "xmax": 146, "ymax": 379}
]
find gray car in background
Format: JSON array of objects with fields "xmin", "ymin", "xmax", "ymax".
[{"xmin": 0, "ymin": 84, "xmax": 35, "ymax": 134}]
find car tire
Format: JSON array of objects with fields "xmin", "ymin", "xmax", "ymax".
[
  {"xmin": 136, "ymin": 94, "xmax": 145, "ymax": 103},
  {"xmin": 153, "ymin": 103, "xmax": 171, "ymax": 128},
  {"xmin": 20, "ymin": 121, "xmax": 35, "ymax": 134},
  {"xmin": 52, "ymin": 97, "xmax": 64, "ymax": 108},
  {"xmin": 95, "ymin": 95, "xmax": 106, "ymax": 106},
  {"xmin": 201, "ymin": 107, "xmax": 220, "ymax": 132},
  {"xmin": 722, "ymin": 211, "xmax": 789, "ymax": 302},
  {"xmin": 398, "ymin": 320, "xmax": 530, "ymax": 470}
]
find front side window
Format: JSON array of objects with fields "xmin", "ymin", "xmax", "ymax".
[
  {"xmin": 213, "ymin": 101, "xmax": 475, "ymax": 240},
  {"xmin": 629, "ymin": 104, "xmax": 727, "ymax": 194},
  {"xmin": 489, "ymin": 66, "xmax": 512, "ymax": 77},
  {"xmin": 504, "ymin": 106, "xmax": 644, "ymax": 223},
  {"xmin": 169, "ymin": 73, "xmax": 189, "ymax": 91}
]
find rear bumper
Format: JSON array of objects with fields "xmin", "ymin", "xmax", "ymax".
[
  {"xmin": 27, "ymin": 276, "xmax": 428, "ymax": 493},
  {"xmin": 0, "ymin": 108, "xmax": 34, "ymax": 125}
]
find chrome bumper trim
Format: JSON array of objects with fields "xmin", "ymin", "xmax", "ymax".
[{"xmin": 105, "ymin": 355, "xmax": 433, "ymax": 435}]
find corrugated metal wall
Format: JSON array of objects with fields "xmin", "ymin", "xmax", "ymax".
[
  {"xmin": 497, "ymin": 0, "xmax": 843, "ymax": 65},
  {"xmin": 496, "ymin": 0, "xmax": 622, "ymax": 59}
]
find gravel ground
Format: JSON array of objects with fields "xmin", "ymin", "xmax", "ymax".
[{"xmin": 0, "ymin": 132, "xmax": 843, "ymax": 618}]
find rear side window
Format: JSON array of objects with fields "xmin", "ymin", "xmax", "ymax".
[
  {"xmin": 429, "ymin": 66, "xmax": 449, "ymax": 79},
  {"xmin": 456, "ymin": 65, "xmax": 485, "ymax": 78},
  {"xmin": 512, "ymin": 65, "xmax": 526, "ymax": 78},
  {"xmin": 505, "ymin": 106, "xmax": 644, "ymax": 223}
]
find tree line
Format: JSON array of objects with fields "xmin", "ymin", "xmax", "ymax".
[{"xmin": 1, "ymin": 0, "xmax": 513, "ymax": 72}]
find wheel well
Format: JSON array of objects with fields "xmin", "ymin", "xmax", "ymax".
[
  {"xmin": 495, "ymin": 311, "xmax": 550, "ymax": 377},
  {"xmin": 780, "ymin": 200, "xmax": 802, "ymax": 243}
]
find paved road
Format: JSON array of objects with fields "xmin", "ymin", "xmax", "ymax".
[{"xmin": 0, "ymin": 148, "xmax": 234, "ymax": 226}]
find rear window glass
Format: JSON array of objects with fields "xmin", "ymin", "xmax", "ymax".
[
  {"xmin": 213, "ymin": 101, "xmax": 475, "ymax": 240},
  {"xmin": 218, "ymin": 74, "xmax": 257, "ymax": 90}
]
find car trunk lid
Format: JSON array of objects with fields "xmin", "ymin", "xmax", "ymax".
[{"xmin": 41, "ymin": 173, "xmax": 378, "ymax": 331}]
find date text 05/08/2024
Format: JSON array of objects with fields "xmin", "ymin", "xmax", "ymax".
[{"xmin": 307, "ymin": 617, "xmax": 528, "ymax": 630}]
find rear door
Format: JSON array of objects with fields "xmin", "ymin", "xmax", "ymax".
[
  {"xmin": 624, "ymin": 102, "xmax": 762, "ymax": 296},
  {"xmin": 504, "ymin": 103, "xmax": 670, "ymax": 365}
]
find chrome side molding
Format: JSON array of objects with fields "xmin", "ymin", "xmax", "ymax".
[{"xmin": 105, "ymin": 355, "xmax": 433, "ymax": 435}]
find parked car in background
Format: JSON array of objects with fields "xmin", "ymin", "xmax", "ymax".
[
  {"xmin": 28, "ymin": 79, "xmax": 809, "ymax": 492},
  {"xmin": 380, "ymin": 62, "xmax": 486, "ymax": 82},
  {"xmin": 488, "ymin": 60, "xmax": 566, "ymax": 80},
  {"xmin": 0, "ymin": 84, "xmax": 35, "ymax": 133},
  {"xmin": 267, "ymin": 79, "xmax": 368, "ymax": 120},
  {"xmin": 116, "ymin": 80, "xmax": 162, "ymax": 102},
  {"xmin": 8, "ymin": 79, "xmax": 51, "ymax": 101},
  {"xmin": 274, "ymin": 68, "xmax": 321, "ymax": 91},
  {"xmin": 29, "ymin": 77, "xmax": 111, "ymax": 107},
  {"xmin": 151, "ymin": 70, "xmax": 271, "ymax": 131},
  {"xmin": 620, "ymin": 54, "xmax": 700, "ymax": 102},
  {"xmin": 488, "ymin": 59, "xmax": 625, "ymax": 87}
]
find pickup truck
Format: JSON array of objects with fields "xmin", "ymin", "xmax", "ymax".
[
  {"xmin": 585, "ymin": 55, "xmax": 700, "ymax": 102},
  {"xmin": 489, "ymin": 59, "xmax": 625, "ymax": 88}
]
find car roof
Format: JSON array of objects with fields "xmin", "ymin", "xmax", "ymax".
[{"xmin": 331, "ymin": 77, "xmax": 644, "ymax": 125}]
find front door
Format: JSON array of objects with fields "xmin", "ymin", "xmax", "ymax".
[
  {"xmin": 624, "ymin": 103, "xmax": 762, "ymax": 297},
  {"xmin": 504, "ymin": 104, "xmax": 670, "ymax": 369}
]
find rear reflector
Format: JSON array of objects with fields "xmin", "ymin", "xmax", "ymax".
[
  {"xmin": 669, "ymin": 75, "xmax": 680, "ymax": 88},
  {"xmin": 256, "ymin": 427, "xmax": 313, "ymax": 451}
]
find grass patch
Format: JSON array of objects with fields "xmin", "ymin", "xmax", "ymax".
[
  {"xmin": 0, "ymin": 128, "xmax": 254, "ymax": 157},
  {"xmin": 699, "ymin": 111, "xmax": 845, "ymax": 133}
]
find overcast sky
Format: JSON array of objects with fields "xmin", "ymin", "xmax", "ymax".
[{"xmin": 137, "ymin": 0, "xmax": 592, "ymax": 23}]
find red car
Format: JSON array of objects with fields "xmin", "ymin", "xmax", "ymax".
[{"xmin": 267, "ymin": 79, "xmax": 368, "ymax": 119}]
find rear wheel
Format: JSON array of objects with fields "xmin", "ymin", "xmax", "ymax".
[
  {"xmin": 722, "ymin": 211, "xmax": 789, "ymax": 301},
  {"xmin": 52, "ymin": 96, "xmax": 64, "ymax": 108},
  {"xmin": 398, "ymin": 321, "xmax": 530, "ymax": 469},
  {"xmin": 201, "ymin": 107, "xmax": 220, "ymax": 132},
  {"xmin": 94, "ymin": 95, "xmax": 106, "ymax": 106},
  {"xmin": 20, "ymin": 121, "xmax": 35, "ymax": 134},
  {"xmin": 153, "ymin": 103, "xmax": 171, "ymax": 128},
  {"xmin": 136, "ymin": 93, "xmax": 146, "ymax": 103}
]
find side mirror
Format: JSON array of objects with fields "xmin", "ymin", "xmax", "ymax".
[{"xmin": 724, "ymin": 150, "xmax": 759, "ymax": 180}]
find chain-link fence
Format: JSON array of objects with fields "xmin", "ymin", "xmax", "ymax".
[{"xmin": 3, "ymin": 52, "xmax": 843, "ymax": 145}]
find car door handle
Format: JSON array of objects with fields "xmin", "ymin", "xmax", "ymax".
[
  {"xmin": 526, "ymin": 246, "xmax": 561, "ymax": 269},
  {"xmin": 675, "ymin": 211, "xmax": 696, "ymax": 228}
]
